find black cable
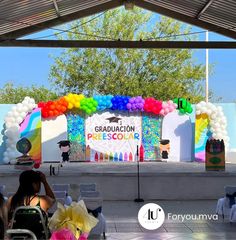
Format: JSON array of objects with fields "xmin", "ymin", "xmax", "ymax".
[
  {"xmin": 0, "ymin": 10, "xmax": 115, "ymax": 41},
  {"xmin": 32, "ymin": 10, "xmax": 109, "ymax": 40},
  {"xmin": 143, "ymin": 30, "xmax": 207, "ymax": 41}
]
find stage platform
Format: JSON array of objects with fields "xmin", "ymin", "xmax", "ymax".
[{"xmin": 1, "ymin": 162, "xmax": 236, "ymax": 200}]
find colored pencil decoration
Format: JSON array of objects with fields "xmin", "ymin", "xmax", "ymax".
[
  {"xmin": 140, "ymin": 145, "xmax": 144, "ymax": 162},
  {"xmin": 99, "ymin": 153, "xmax": 104, "ymax": 161},
  {"xmin": 129, "ymin": 152, "xmax": 133, "ymax": 161},
  {"xmin": 90, "ymin": 149, "xmax": 95, "ymax": 161},
  {"xmin": 114, "ymin": 152, "xmax": 118, "ymax": 162},
  {"xmin": 95, "ymin": 152, "xmax": 98, "ymax": 162},
  {"xmin": 105, "ymin": 152, "xmax": 109, "ymax": 161},
  {"xmin": 124, "ymin": 152, "xmax": 128, "ymax": 161},
  {"xmin": 109, "ymin": 152, "xmax": 113, "ymax": 161},
  {"xmin": 86, "ymin": 145, "xmax": 90, "ymax": 161},
  {"xmin": 119, "ymin": 152, "xmax": 123, "ymax": 161}
]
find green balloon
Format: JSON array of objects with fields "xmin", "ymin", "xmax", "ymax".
[{"xmin": 180, "ymin": 99, "xmax": 187, "ymax": 108}]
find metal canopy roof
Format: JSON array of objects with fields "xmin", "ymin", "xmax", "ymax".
[{"xmin": 0, "ymin": 0, "xmax": 235, "ymax": 40}]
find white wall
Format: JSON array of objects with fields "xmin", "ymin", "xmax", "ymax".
[
  {"xmin": 41, "ymin": 115, "xmax": 67, "ymax": 162},
  {"xmin": 162, "ymin": 111, "xmax": 192, "ymax": 162}
]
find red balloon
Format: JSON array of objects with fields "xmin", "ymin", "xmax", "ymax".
[
  {"xmin": 61, "ymin": 106, "xmax": 67, "ymax": 112},
  {"xmin": 34, "ymin": 162, "xmax": 40, "ymax": 169},
  {"xmin": 49, "ymin": 110, "xmax": 54, "ymax": 116},
  {"xmin": 54, "ymin": 110, "xmax": 59, "ymax": 116}
]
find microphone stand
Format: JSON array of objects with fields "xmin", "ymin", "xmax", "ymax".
[{"xmin": 134, "ymin": 145, "xmax": 144, "ymax": 202}]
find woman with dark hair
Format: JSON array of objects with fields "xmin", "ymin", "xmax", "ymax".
[
  {"xmin": 7, "ymin": 170, "xmax": 55, "ymax": 223},
  {"xmin": 0, "ymin": 192, "xmax": 7, "ymax": 239}
]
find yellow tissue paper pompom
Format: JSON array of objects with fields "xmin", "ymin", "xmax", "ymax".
[{"xmin": 49, "ymin": 201, "xmax": 98, "ymax": 239}]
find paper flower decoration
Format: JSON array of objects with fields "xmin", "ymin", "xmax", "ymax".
[{"xmin": 49, "ymin": 201, "xmax": 98, "ymax": 239}]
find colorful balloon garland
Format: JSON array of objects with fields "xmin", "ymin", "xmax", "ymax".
[{"xmin": 37, "ymin": 94, "xmax": 194, "ymax": 119}]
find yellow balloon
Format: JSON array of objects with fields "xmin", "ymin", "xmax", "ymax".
[
  {"xmin": 75, "ymin": 102, "xmax": 80, "ymax": 108},
  {"xmin": 68, "ymin": 103, "xmax": 73, "ymax": 109}
]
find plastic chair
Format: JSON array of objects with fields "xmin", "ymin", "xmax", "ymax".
[
  {"xmin": 11, "ymin": 206, "xmax": 49, "ymax": 240},
  {"xmin": 53, "ymin": 190, "xmax": 67, "ymax": 199},
  {"xmin": 230, "ymin": 204, "xmax": 236, "ymax": 222},
  {"xmin": 6, "ymin": 229, "xmax": 37, "ymax": 240},
  {"xmin": 52, "ymin": 184, "xmax": 70, "ymax": 193},
  {"xmin": 0, "ymin": 185, "xmax": 6, "ymax": 195},
  {"xmin": 48, "ymin": 191, "xmax": 72, "ymax": 216},
  {"xmin": 79, "ymin": 183, "xmax": 97, "ymax": 192},
  {"xmin": 216, "ymin": 186, "xmax": 236, "ymax": 219},
  {"xmin": 78, "ymin": 184, "xmax": 106, "ymax": 239}
]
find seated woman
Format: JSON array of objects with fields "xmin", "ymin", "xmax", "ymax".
[
  {"xmin": 0, "ymin": 193, "xmax": 8, "ymax": 239},
  {"xmin": 7, "ymin": 170, "xmax": 55, "ymax": 224}
]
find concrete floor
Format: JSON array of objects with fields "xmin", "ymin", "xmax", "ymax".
[
  {"xmin": 1, "ymin": 162, "xmax": 236, "ymax": 239},
  {"xmin": 98, "ymin": 200, "xmax": 236, "ymax": 240}
]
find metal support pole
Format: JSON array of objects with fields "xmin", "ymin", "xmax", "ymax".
[
  {"xmin": 206, "ymin": 31, "xmax": 209, "ymax": 103},
  {"xmin": 134, "ymin": 145, "xmax": 144, "ymax": 202}
]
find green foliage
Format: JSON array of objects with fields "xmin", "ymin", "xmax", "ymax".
[
  {"xmin": 49, "ymin": 7, "xmax": 206, "ymax": 103},
  {"xmin": 0, "ymin": 83, "xmax": 58, "ymax": 104}
]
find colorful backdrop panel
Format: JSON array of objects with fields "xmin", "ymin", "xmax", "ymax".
[
  {"xmin": 67, "ymin": 111, "xmax": 85, "ymax": 161},
  {"xmin": 194, "ymin": 113, "xmax": 212, "ymax": 162},
  {"xmin": 20, "ymin": 108, "xmax": 41, "ymax": 163},
  {"xmin": 41, "ymin": 114, "xmax": 68, "ymax": 162},
  {"xmin": 85, "ymin": 111, "xmax": 142, "ymax": 161},
  {"xmin": 142, "ymin": 114, "xmax": 162, "ymax": 160}
]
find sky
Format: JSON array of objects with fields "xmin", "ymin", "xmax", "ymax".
[{"xmin": 0, "ymin": 9, "xmax": 235, "ymax": 102}]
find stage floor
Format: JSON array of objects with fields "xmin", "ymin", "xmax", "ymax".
[
  {"xmin": 1, "ymin": 161, "xmax": 236, "ymax": 176},
  {"xmin": 1, "ymin": 161, "xmax": 236, "ymax": 200}
]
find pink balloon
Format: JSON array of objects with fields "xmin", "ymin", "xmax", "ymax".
[{"xmin": 160, "ymin": 109, "xmax": 165, "ymax": 115}]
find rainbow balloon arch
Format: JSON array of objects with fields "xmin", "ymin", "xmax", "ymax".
[
  {"xmin": 37, "ymin": 94, "xmax": 193, "ymax": 118},
  {"xmin": 2, "ymin": 94, "xmax": 229, "ymax": 169}
]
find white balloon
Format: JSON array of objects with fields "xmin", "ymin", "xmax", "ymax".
[
  {"xmin": 12, "ymin": 106, "xmax": 17, "ymax": 111},
  {"xmin": 3, "ymin": 151, "xmax": 8, "ymax": 157},
  {"xmin": 29, "ymin": 98, "xmax": 35, "ymax": 104},
  {"xmin": 24, "ymin": 96, "xmax": 31, "ymax": 101},
  {"xmin": 17, "ymin": 103, "xmax": 23, "ymax": 108},
  {"xmin": 13, "ymin": 111, "xmax": 19, "ymax": 117},
  {"xmin": 3, "ymin": 157, "xmax": 9, "ymax": 164},
  {"xmin": 206, "ymin": 109, "xmax": 212, "ymax": 115},
  {"xmin": 22, "ymin": 106, "xmax": 28, "ymax": 112},
  {"xmin": 16, "ymin": 116, "xmax": 23, "ymax": 123},
  {"xmin": 196, "ymin": 110, "xmax": 201, "ymax": 115},
  {"xmin": 16, "ymin": 106, "xmax": 23, "ymax": 113},
  {"xmin": 20, "ymin": 112, "xmax": 26, "ymax": 118},
  {"xmin": 7, "ymin": 112, "xmax": 13, "ymax": 118},
  {"xmin": 10, "ymin": 159, "xmax": 17, "ymax": 164}
]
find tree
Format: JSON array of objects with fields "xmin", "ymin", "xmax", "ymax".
[
  {"xmin": 49, "ymin": 7, "xmax": 206, "ymax": 103},
  {"xmin": 0, "ymin": 83, "xmax": 58, "ymax": 103}
]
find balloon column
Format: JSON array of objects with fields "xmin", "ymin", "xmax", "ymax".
[
  {"xmin": 196, "ymin": 101, "xmax": 229, "ymax": 148},
  {"xmin": 3, "ymin": 97, "xmax": 37, "ymax": 164}
]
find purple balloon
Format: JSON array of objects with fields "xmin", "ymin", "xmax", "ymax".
[
  {"xmin": 129, "ymin": 98, "xmax": 135, "ymax": 104},
  {"xmin": 127, "ymin": 103, "xmax": 132, "ymax": 110}
]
